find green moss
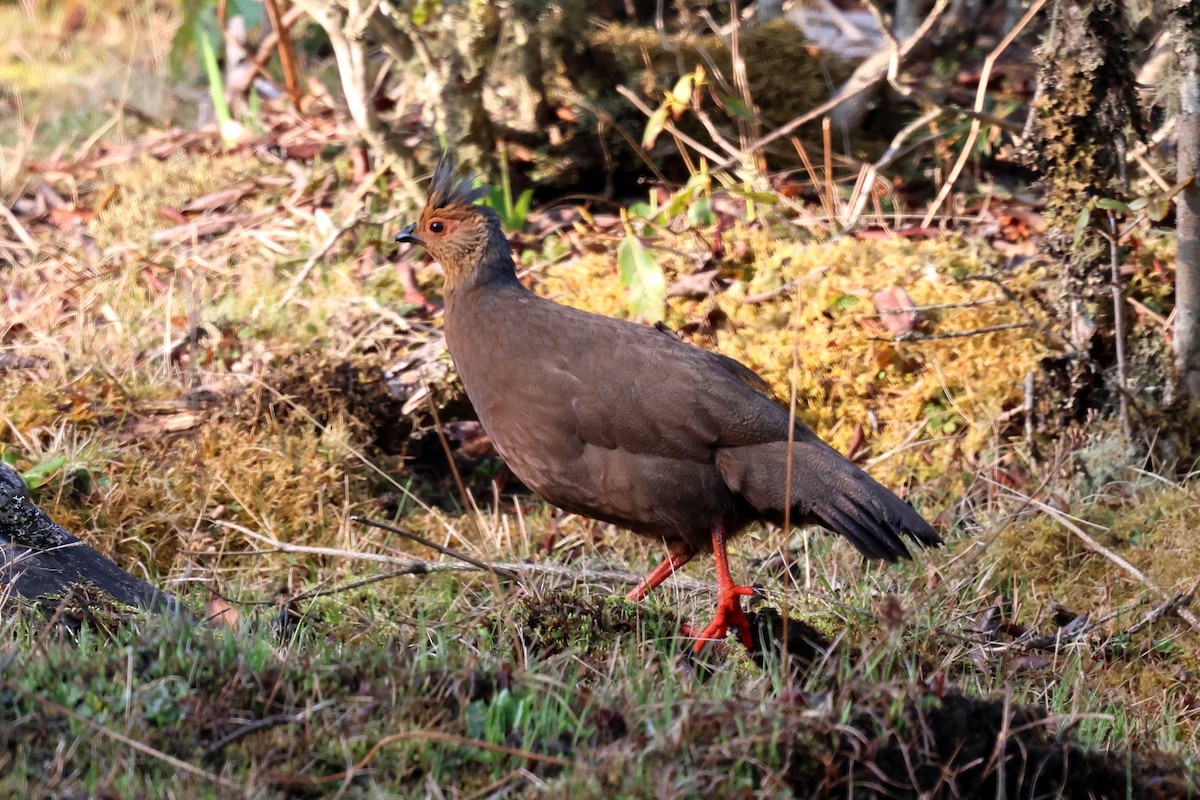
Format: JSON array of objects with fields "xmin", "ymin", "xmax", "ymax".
[{"xmin": 507, "ymin": 589, "xmax": 652, "ymax": 656}]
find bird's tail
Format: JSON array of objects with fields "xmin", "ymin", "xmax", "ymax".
[{"xmin": 716, "ymin": 437, "xmax": 941, "ymax": 562}]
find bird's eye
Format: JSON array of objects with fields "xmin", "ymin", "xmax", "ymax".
[{"xmin": 429, "ymin": 220, "xmax": 444, "ymax": 234}]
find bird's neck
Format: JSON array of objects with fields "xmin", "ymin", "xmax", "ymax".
[
  {"xmin": 445, "ymin": 230, "xmax": 522, "ymax": 297},
  {"xmin": 442, "ymin": 240, "xmax": 529, "ymax": 370}
]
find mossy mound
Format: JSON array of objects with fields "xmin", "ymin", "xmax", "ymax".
[
  {"xmin": 508, "ymin": 589, "xmax": 646, "ymax": 657},
  {"xmin": 0, "ymin": 370, "xmax": 374, "ymax": 577},
  {"xmin": 991, "ymin": 476, "xmax": 1200, "ymax": 650}
]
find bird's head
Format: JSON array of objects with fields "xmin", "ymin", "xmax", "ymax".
[{"xmin": 395, "ymin": 156, "xmax": 512, "ymax": 291}]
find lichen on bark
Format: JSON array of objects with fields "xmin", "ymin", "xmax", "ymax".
[{"xmin": 1023, "ymin": 0, "xmax": 1145, "ymax": 296}]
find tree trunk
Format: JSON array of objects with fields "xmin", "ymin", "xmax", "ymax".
[
  {"xmin": 1175, "ymin": 39, "xmax": 1200, "ymax": 408},
  {"xmin": 0, "ymin": 465, "xmax": 187, "ymax": 614}
]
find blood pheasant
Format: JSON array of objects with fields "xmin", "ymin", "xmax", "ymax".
[{"xmin": 396, "ymin": 158, "xmax": 941, "ymax": 651}]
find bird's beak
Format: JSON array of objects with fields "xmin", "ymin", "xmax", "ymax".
[{"xmin": 395, "ymin": 223, "xmax": 422, "ymax": 245}]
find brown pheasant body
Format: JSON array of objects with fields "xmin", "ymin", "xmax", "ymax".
[{"xmin": 398, "ymin": 159, "xmax": 941, "ymax": 651}]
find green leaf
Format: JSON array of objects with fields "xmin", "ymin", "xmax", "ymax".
[
  {"xmin": 617, "ymin": 235, "xmax": 666, "ymax": 322},
  {"xmin": 194, "ymin": 19, "xmax": 234, "ymax": 137},
  {"xmin": 643, "ymin": 107, "xmax": 668, "ymax": 149},
  {"xmin": 665, "ymin": 185, "xmax": 698, "ymax": 219},
  {"xmin": 687, "ymin": 196, "xmax": 716, "ymax": 227},
  {"xmin": 1096, "ymin": 197, "xmax": 1130, "ymax": 212},
  {"xmin": 829, "ymin": 294, "xmax": 860, "ymax": 312},
  {"xmin": 513, "ymin": 188, "xmax": 534, "ymax": 228},
  {"xmin": 22, "ymin": 455, "xmax": 67, "ymax": 491},
  {"xmin": 684, "ymin": 168, "xmax": 711, "ymax": 193},
  {"xmin": 1072, "ymin": 207, "xmax": 1091, "ymax": 248},
  {"xmin": 412, "ymin": 0, "xmax": 432, "ymax": 25},
  {"xmin": 1148, "ymin": 198, "xmax": 1171, "ymax": 222},
  {"xmin": 627, "ymin": 201, "xmax": 665, "ymax": 227},
  {"xmin": 719, "ymin": 93, "xmax": 754, "ymax": 120}
]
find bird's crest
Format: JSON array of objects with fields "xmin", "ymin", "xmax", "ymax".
[{"xmin": 427, "ymin": 155, "xmax": 486, "ymax": 212}]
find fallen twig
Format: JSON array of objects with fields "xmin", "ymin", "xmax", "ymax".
[
  {"xmin": 963, "ymin": 274, "xmax": 1077, "ymax": 355},
  {"xmin": 615, "ymin": 85, "xmax": 728, "ymax": 166},
  {"xmin": 842, "ymin": 109, "xmax": 942, "ymax": 231},
  {"xmin": 868, "ymin": 322, "xmax": 1030, "ymax": 342},
  {"xmin": 150, "ymin": 209, "xmax": 275, "ymax": 244},
  {"xmin": 194, "ymin": 520, "xmax": 713, "ymax": 595},
  {"xmin": 352, "ymin": 515, "xmax": 515, "ymax": 578},
  {"xmin": 0, "ymin": 203, "xmax": 38, "ymax": 252},
  {"xmin": 1118, "ymin": 589, "xmax": 1190, "ymax": 640},
  {"xmin": 878, "ymin": 296, "xmax": 1003, "ymax": 315},
  {"xmin": 278, "ymin": 212, "xmax": 362, "ymax": 305},
  {"xmin": 1097, "ymin": 213, "xmax": 1134, "ymax": 438},
  {"xmin": 713, "ymin": 0, "xmax": 950, "ymax": 170},
  {"xmin": 204, "ymin": 701, "xmax": 335, "ymax": 757},
  {"xmin": 279, "ymin": 154, "xmax": 396, "ymax": 305}
]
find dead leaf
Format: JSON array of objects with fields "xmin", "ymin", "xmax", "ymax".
[
  {"xmin": 206, "ymin": 595, "xmax": 240, "ymax": 631},
  {"xmin": 872, "ymin": 286, "xmax": 920, "ymax": 335},
  {"xmin": 846, "ymin": 421, "xmax": 865, "ymax": 461},
  {"xmin": 182, "ymin": 182, "xmax": 257, "ymax": 213},
  {"xmin": 60, "ymin": 2, "xmax": 86, "ymax": 39},
  {"xmin": 879, "ymin": 594, "xmax": 905, "ymax": 630},
  {"xmin": 157, "ymin": 206, "xmax": 188, "ymax": 225},
  {"xmin": 124, "ymin": 412, "xmax": 201, "ymax": 439},
  {"xmin": 283, "ymin": 142, "xmax": 321, "ymax": 161},
  {"xmin": 667, "ymin": 268, "xmax": 720, "ymax": 298},
  {"xmin": 992, "ymin": 239, "xmax": 1039, "ymax": 257},
  {"xmin": 48, "ymin": 206, "xmax": 93, "ymax": 229},
  {"xmin": 150, "ymin": 210, "xmax": 273, "ymax": 244}
]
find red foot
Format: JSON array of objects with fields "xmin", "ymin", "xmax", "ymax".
[{"xmin": 689, "ymin": 583, "xmax": 756, "ymax": 652}]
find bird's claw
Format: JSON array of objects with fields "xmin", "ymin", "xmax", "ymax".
[{"xmin": 690, "ymin": 582, "xmax": 757, "ymax": 652}]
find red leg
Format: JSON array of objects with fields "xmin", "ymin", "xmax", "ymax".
[
  {"xmin": 627, "ymin": 550, "xmax": 694, "ymax": 601},
  {"xmin": 689, "ymin": 523, "xmax": 756, "ymax": 651}
]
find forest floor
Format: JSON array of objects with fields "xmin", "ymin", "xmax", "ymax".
[{"xmin": 1, "ymin": 2, "xmax": 1198, "ymax": 798}]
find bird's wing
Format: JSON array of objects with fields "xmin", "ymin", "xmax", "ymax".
[{"xmin": 535, "ymin": 302, "xmax": 793, "ymax": 459}]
